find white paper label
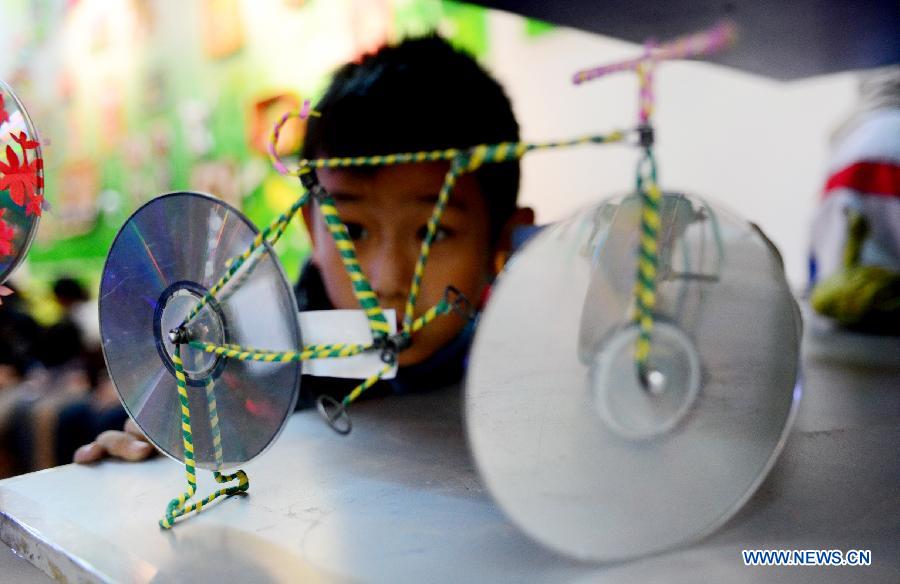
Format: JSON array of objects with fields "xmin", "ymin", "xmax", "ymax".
[{"xmin": 298, "ymin": 309, "xmax": 398, "ymax": 380}]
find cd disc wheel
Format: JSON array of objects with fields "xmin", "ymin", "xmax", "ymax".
[
  {"xmin": 99, "ymin": 192, "xmax": 302, "ymax": 470},
  {"xmin": 466, "ymin": 193, "xmax": 801, "ymax": 561}
]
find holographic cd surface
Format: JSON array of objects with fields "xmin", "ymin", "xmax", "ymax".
[
  {"xmin": 100, "ymin": 192, "xmax": 302, "ymax": 470},
  {"xmin": 466, "ymin": 192, "xmax": 801, "ymax": 562},
  {"xmin": 0, "ymin": 80, "xmax": 43, "ymax": 285}
]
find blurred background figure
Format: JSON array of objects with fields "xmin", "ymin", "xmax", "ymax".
[
  {"xmin": 38, "ymin": 277, "xmax": 89, "ymax": 374},
  {"xmin": 0, "ymin": 283, "xmax": 41, "ymax": 390},
  {"xmin": 0, "ymin": 277, "xmax": 124, "ymax": 478},
  {"xmin": 809, "ymin": 65, "xmax": 900, "ymax": 333},
  {"xmin": 37, "ymin": 276, "xmax": 102, "ymax": 386}
]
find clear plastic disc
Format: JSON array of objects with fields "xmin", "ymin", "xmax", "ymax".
[
  {"xmin": 100, "ymin": 192, "xmax": 302, "ymax": 470},
  {"xmin": 466, "ymin": 192, "xmax": 801, "ymax": 561},
  {"xmin": 0, "ymin": 80, "xmax": 43, "ymax": 284}
]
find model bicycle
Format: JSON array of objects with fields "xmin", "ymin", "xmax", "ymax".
[{"xmin": 99, "ymin": 22, "xmax": 801, "ymax": 561}]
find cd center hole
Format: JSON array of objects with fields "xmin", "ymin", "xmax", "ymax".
[
  {"xmin": 160, "ymin": 289, "xmax": 225, "ymax": 377},
  {"xmin": 644, "ymin": 369, "xmax": 666, "ymax": 395}
]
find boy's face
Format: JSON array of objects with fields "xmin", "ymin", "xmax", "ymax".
[{"xmin": 309, "ymin": 162, "xmax": 493, "ymax": 366}]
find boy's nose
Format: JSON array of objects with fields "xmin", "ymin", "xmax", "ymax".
[{"xmin": 365, "ymin": 240, "xmax": 413, "ymax": 304}]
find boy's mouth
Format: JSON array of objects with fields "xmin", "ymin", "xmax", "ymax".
[{"xmin": 373, "ymin": 300, "xmax": 416, "ymax": 332}]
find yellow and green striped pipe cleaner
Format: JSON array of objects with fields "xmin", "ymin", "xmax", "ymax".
[
  {"xmin": 179, "ymin": 190, "xmax": 311, "ymax": 329},
  {"xmin": 185, "ymin": 296, "xmax": 451, "ymax": 377},
  {"xmin": 266, "ymin": 131, "xmax": 627, "ymax": 407},
  {"xmin": 159, "ymin": 345, "xmax": 249, "ymax": 529},
  {"xmin": 308, "ymin": 190, "xmax": 392, "ymax": 339},
  {"xmin": 631, "ymin": 148, "xmax": 662, "ymax": 385}
]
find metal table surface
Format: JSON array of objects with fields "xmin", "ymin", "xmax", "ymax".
[{"xmin": 1, "ymin": 328, "xmax": 898, "ymax": 583}]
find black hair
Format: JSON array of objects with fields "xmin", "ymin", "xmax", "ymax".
[
  {"xmin": 52, "ymin": 277, "xmax": 88, "ymax": 303},
  {"xmin": 303, "ymin": 35, "xmax": 520, "ymax": 243}
]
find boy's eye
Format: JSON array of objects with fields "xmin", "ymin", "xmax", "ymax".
[
  {"xmin": 345, "ymin": 222, "xmax": 369, "ymax": 241},
  {"xmin": 417, "ymin": 225, "xmax": 453, "ymax": 243}
]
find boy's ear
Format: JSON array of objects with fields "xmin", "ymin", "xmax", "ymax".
[{"xmin": 493, "ymin": 206, "xmax": 535, "ymax": 275}]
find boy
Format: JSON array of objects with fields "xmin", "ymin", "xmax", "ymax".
[{"xmin": 75, "ymin": 35, "xmax": 533, "ymax": 463}]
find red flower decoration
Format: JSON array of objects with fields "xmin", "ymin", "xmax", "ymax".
[
  {"xmin": 0, "ymin": 144, "xmax": 42, "ymax": 215},
  {"xmin": 0, "ymin": 94, "xmax": 8, "ymax": 126},
  {"xmin": 11, "ymin": 131, "xmax": 40, "ymax": 151},
  {"xmin": 0, "ymin": 208, "xmax": 14, "ymax": 256},
  {"xmin": 25, "ymin": 196, "xmax": 42, "ymax": 217}
]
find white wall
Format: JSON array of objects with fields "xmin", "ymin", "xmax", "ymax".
[{"xmin": 485, "ymin": 11, "xmax": 858, "ymax": 289}]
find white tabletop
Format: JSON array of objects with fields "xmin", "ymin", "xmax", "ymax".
[{"xmin": 1, "ymin": 326, "xmax": 898, "ymax": 583}]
